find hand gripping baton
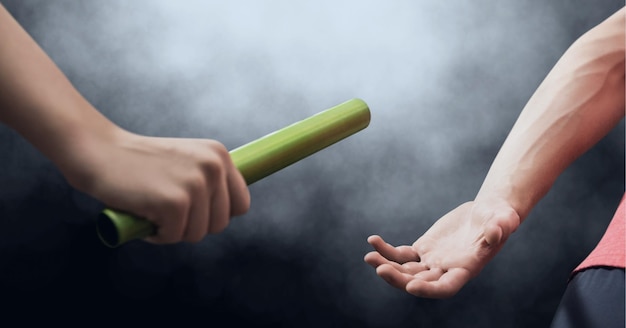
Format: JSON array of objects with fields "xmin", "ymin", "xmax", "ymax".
[{"xmin": 96, "ymin": 98, "xmax": 371, "ymax": 247}]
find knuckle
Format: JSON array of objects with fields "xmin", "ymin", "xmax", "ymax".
[
  {"xmin": 207, "ymin": 139, "xmax": 229, "ymax": 155},
  {"xmin": 186, "ymin": 174, "xmax": 207, "ymax": 193},
  {"xmin": 199, "ymin": 153, "xmax": 226, "ymax": 178},
  {"xmin": 202, "ymin": 139, "xmax": 223, "ymax": 150},
  {"xmin": 165, "ymin": 189, "xmax": 191, "ymax": 212},
  {"xmin": 207, "ymin": 141, "xmax": 233, "ymax": 169},
  {"xmin": 203, "ymin": 140, "xmax": 230, "ymax": 162}
]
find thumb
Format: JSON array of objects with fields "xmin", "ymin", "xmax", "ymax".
[
  {"xmin": 484, "ymin": 223, "xmax": 503, "ymax": 246},
  {"xmin": 483, "ymin": 207, "xmax": 520, "ymax": 246}
]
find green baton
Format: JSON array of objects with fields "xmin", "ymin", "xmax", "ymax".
[{"xmin": 96, "ymin": 98, "xmax": 371, "ymax": 248}]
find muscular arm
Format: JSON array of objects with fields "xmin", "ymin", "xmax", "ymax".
[
  {"xmin": 0, "ymin": 3, "xmax": 117, "ymax": 176},
  {"xmin": 0, "ymin": 4, "xmax": 250, "ymax": 244},
  {"xmin": 477, "ymin": 7, "xmax": 625, "ymax": 221},
  {"xmin": 365, "ymin": 7, "xmax": 624, "ymax": 298}
]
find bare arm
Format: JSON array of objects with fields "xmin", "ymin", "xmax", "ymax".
[
  {"xmin": 0, "ymin": 3, "xmax": 117, "ymax": 175},
  {"xmin": 365, "ymin": 7, "xmax": 625, "ymax": 298},
  {"xmin": 0, "ymin": 4, "xmax": 250, "ymax": 244},
  {"xmin": 477, "ymin": 7, "xmax": 625, "ymax": 222}
]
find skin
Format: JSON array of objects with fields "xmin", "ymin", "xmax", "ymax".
[
  {"xmin": 0, "ymin": 4, "xmax": 250, "ymax": 244},
  {"xmin": 365, "ymin": 7, "xmax": 625, "ymax": 298}
]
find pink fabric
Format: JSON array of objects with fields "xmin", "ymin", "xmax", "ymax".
[{"xmin": 574, "ymin": 193, "xmax": 625, "ymax": 273}]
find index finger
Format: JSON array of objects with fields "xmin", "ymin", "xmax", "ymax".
[{"xmin": 367, "ymin": 235, "xmax": 420, "ymax": 264}]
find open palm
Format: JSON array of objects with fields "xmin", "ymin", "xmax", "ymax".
[{"xmin": 364, "ymin": 200, "xmax": 520, "ymax": 298}]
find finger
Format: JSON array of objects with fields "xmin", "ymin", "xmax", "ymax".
[
  {"xmin": 484, "ymin": 223, "xmax": 503, "ymax": 246},
  {"xmin": 225, "ymin": 158, "xmax": 250, "ymax": 217},
  {"xmin": 364, "ymin": 251, "xmax": 386, "ymax": 267},
  {"xmin": 208, "ymin": 170, "xmax": 230, "ymax": 234},
  {"xmin": 376, "ymin": 263, "xmax": 415, "ymax": 290},
  {"xmin": 182, "ymin": 180, "xmax": 210, "ymax": 243},
  {"xmin": 364, "ymin": 252, "xmax": 407, "ymax": 272},
  {"xmin": 401, "ymin": 261, "xmax": 430, "ymax": 274},
  {"xmin": 141, "ymin": 213, "xmax": 163, "ymax": 245},
  {"xmin": 411, "ymin": 267, "xmax": 445, "ymax": 282},
  {"xmin": 367, "ymin": 235, "xmax": 419, "ymax": 264},
  {"xmin": 406, "ymin": 268, "xmax": 471, "ymax": 299},
  {"xmin": 147, "ymin": 217, "xmax": 185, "ymax": 244},
  {"xmin": 144, "ymin": 191, "xmax": 189, "ymax": 244},
  {"xmin": 484, "ymin": 207, "xmax": 520, "ymax": 246}
]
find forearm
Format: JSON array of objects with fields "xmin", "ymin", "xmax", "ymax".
[
  {"xmin": 0, "ymin": 4, "xmax": 121, "ymax": 177},
  {"xmin": 476, "ymin": 8, "xmax": 625, "ymax": 221}
]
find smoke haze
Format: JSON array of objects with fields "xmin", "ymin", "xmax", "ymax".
[{"xmin": 0, "ymin": 1, "xmax": 623, "ymax": 326}]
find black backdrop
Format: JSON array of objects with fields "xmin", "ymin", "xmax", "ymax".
[{"xmin": 0, "ymin": 1, "xmax": 624, "ymax": 327}]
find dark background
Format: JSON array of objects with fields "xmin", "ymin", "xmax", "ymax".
[{"xmin": 0, "ymin": 1, "xmax": 623, "ymax": 326}]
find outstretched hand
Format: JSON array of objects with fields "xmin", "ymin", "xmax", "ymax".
[{"xmin": 364, "ymin": 200, "xmax": 520, "ymax": 298}]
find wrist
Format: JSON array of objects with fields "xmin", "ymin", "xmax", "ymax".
[
  {"xmin": 53, "ymin": 109, "xmax": 128, "ymax": 191},
  {"xmin": 475, "ymin": 184, "xmax": 536, "ymax": 222}
]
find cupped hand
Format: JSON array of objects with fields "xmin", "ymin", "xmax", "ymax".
[
  {"xmin": 364, "ymin": 200, "xmax": 520, "ymax": 298},
  {"xmin": 63, "ymin": 129, "xmax": 250, "ymax": 244}
]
